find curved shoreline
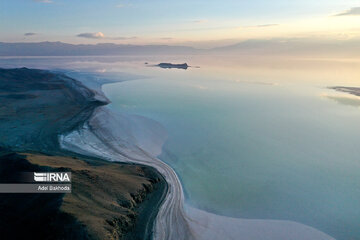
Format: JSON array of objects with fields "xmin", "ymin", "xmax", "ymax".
[
  {"xmin": 60, "ymin": 107, "xmax": 195, "ymax": 240},
  {"xmin": 60, "ymin": 72, "xmax": 336, "ymax": 240},
  {"xmin": 0, "ymin": 68, "xmax": 168, "ymax": 239}
]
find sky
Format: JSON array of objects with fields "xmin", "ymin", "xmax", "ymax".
[{"xmin": 1, "ymin": 0, "xmax": 360, "ymax": 47}]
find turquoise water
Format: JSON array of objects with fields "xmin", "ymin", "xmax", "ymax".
[
  {"xmin": 2, "ymin": 56, "xmax": 360, "ymax": 239},
  {"xmin": 102, "ymin": 60, "xmax": 360, "ymax": 240}
]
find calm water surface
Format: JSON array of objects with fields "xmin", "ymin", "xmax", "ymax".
[
  {"xmin": 1, "ymin": 56, "xmax": 359, "ymax": 239},
  {"xmin": 102, "ymin": 58, "xmax": 360, "ymax": 240}
]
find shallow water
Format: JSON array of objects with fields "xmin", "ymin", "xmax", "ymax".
[
  {"xmin": 2, "ymin": 56, "xmax": 360, "ymax": 239},
  {"xmin": 101, "ymin": 58, "xmax": 360, "ymax": 240}
]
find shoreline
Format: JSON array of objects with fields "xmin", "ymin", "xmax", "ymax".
[
  {"xmin": 62, "ymin": 69, "xmax": 336, "ymax": 240},
  {"xmin": 60, "ymin": 106, "xmax": 195, "ymax": 240},
  {"xmin": 0, "ymin": 67, "xmax": 337, "ymax": 239},
  {"xmin": 0, "ymin": 67, "xmax": 167, "ymax": 239}
]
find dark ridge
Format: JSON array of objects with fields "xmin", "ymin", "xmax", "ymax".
[
  {"xmin": 0, "ymin": 68, "xmax": 167, "ymax": 239},
  {"xmin": 0, "ymin": 68, "xmax": 108, "ymax": 153},
  {"xmin": 0, "ymin": 152, "xmax": 89, "ymax": 240}
]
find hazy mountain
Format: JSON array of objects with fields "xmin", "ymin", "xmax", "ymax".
[
  {"xmin": 0, "ymin": 42, "xmax": 199, "ymax": 56},
  {"xmin": 210, "ymin": 39, "xmax": 360, "ymax": 57},
  {"xmin": 1, "ymin": 39, "xmax": 359, "ymax": 57}
]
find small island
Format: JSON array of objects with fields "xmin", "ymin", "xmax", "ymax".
[{"xmin": 157, "ymin": 63, "xmax": 189, "ymax": 70}]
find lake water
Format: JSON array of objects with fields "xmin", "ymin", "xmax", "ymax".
[
  {"xmin": 2, "ymin": 56, "xmax": 360, "ymax": 239},
  {"xmin": 101, "ymin": 57, "xmax": 360, "ymax": 240}
]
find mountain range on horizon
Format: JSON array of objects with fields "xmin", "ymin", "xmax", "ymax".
[
  {"xmin": 1, "ymin": 39, "xmax": 359, "ymax": 57},
  {"xmin": 0, "ymin": 41, "xmax": 197, "ymax": 56}
]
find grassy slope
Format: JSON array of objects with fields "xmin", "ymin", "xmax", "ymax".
[{"xmin": 0, "ymin": 68, "xmax": 167, "ymax": 239}]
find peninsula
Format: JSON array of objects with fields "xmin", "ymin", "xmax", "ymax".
[{"xmin": 0, "ymin": 68, "xmax": 167, "ymax": 240}]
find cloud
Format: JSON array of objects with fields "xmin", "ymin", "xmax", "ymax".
[
  {"xmin": 76, "ymin": 32, "xmax": 137, "ymax": 40},
  {"xmin": 77, "ymin": 32, "xmax": 105, "ymax": 39},
  {"xmin": 116, "ymin": 3, "xmax": 133, "ymax": 8},
  {"xmin": 33, "ymin": 0, "xmax": 53, "ymax": 3},
  {"xmin": 192, "ymin": 19, "xmax": 208, "ymax": 24},
  {"xmin": 110, "ymin": 36, "xmax": 137, "ymax": 40},
  {"xmin": 243, "ymin": 24, "xmax": 279, "ymax": 28},
  {"xmin": 335, "ymin": 7, "xmax": 360, "ymax": 16},
  {"xmin": 255, "ymin": 24, "xmax": 279, "ymax": 28},
  {"xmin": 24, "ymin": 32, "xmax": 37, "ymax": 36}
]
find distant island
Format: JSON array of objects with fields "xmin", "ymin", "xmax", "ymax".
[
  {"xmin": 330, "ymin": 86, "xmax": 360, "ymax": 97},
  {"xmin": 157, "ymin": 63, "xmax": 189, "ymax": 70}
]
